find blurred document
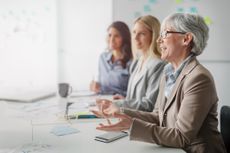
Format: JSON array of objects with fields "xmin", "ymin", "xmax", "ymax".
[
  {"xmin": 50, "ymin": 125, "xmax": 80, "ymax": 136},
  {"xmin": 70, "ymin": 90, "xmax": 96, "ymax": 97}
]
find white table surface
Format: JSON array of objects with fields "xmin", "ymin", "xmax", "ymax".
[{"xmin": 0, "ymin": 97, "xmax": 185, "ymax": 153}]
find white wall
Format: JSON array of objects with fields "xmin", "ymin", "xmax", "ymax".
[
  {"xmin": 0, "ymin": 0, "xmax": 112, "ymax": 92},
  {"xmin": 0, "ymin": 0, "xmax": 57, "ymax": 92},
  {"xmin": 201, "ymin": 62, "xmax": 230, "ymax": 110},
  {"xmin": 57, "ymin": 0, "xmax": 112, "ymax": 91}
]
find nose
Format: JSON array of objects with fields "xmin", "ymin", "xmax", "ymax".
[
  {"xmin": 133, "ymin": 33, "xmax": 138, "ymax": 41},
  {"xmin": 109, "ymin": 36, "xmax": 115, "ymax": 43},
  {"xmin": 111, "ymin": 36, "xmax": 115, "ymax": 41},
  {"xmin": 156, "ymin": 36, "xmax": 162, "ymax": 44}
]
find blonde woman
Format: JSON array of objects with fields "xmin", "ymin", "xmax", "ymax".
[{"xmin": 96, "ymin": 15, "xmax": 166, "ymax": 112}]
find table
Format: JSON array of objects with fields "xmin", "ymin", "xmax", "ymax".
[{"xmin": 0, "ymin": 97, "xmax": 185, "ymax": 153}]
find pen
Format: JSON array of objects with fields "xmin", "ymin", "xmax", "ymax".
[{"xmin": 100, "ymin": 101, "xmax": 111, "ymax": 125}]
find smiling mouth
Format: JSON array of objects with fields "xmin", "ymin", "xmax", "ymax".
[
  {"xmin": 160, "ymin": 46, "xmax": 167, "ymax": 51},
  {"xmin": 135, "ymin": 43, "xmax": 142, "ymax": 47}
]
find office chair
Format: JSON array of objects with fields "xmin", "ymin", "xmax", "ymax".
[{"xmin": 221, "ymin": 105, "xmax": 230, "ymax": 153}]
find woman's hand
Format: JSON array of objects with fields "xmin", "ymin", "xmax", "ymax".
[
  {"xmin": 96, "ymin": 112, "xmax": 133, "ymax": 131},
  {"xmin": 91, "ymin": 99, "xmax": 120, "ymax": 118},
  {"xmin": 113, "ymin": 94, "xmax": 125, "ymax": 100},
  {"xmin": 98, "ymin": 99, "xmax": 120, "ymax": 117},
  {"xmin": 89, "ymin": 81, "xmax": 100, "ymax": 93}
]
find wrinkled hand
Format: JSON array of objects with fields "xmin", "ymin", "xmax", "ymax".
[
  {"xmin": 113, "ymin": 94, "xmax": 125, "ymax": 100},
  {"xmin": 89, "ymin": 81, "xmax": 100, "ymax": 93},
  {"xmin": 96, "ymin": 112, "xmax": 133, "ymax": 131},
  {"xmin": 91, "ymin": 99, "xmax": 120, "ymax": 118},
  {"xmin": 98, "ymin": 99, "xmax": 120, "ymax": 117}
]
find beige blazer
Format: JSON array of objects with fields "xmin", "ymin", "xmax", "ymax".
[{"xmin": 124, "ymin": 57, "xmax": 227, "ymax": 153}]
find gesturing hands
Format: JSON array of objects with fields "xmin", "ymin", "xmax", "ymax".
[
  {"xmin": 91, "ymin": 99, "xmax": 119, "ymax": 117},
  {"xmin": 91, "ymin": 99, "xmax": 133, "ymax": 131},
  {"xmin": 96, "ymin": 112, "xmax": 133, "ymax": 131}
]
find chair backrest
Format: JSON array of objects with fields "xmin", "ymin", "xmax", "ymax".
[{"xmin": 221, "ymin": 105, "xmax": 230, "ymax": 153}]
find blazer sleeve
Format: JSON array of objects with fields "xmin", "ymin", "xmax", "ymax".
[
  {"xmin": 116, "ymin": 62, "xmax": 165, "ymax": 112},
  {"xmin": 123, "ymin": 108, "xmax": 160, "ymax": 125},
  {"xmin": 129, "ymin": 68, "xmax": 218, "ymax": 147}
]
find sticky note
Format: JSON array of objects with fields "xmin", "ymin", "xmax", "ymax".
[
  {"xmin": 204, "ymin": 16, "xmax": 213, "ymax": 25},
  {"xmin": 175, "ymin": 0, "xmax": 183, "ymax": 4},
  {"xmin": 143, "ymin": 5, "xmax": 151, "ymax": 12}
]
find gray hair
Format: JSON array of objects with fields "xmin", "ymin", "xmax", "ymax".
[{"xmin": 162, "ymin": 13, "xmax": 209, "ymax": 56}]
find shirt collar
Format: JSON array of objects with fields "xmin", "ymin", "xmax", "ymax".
[
  {"xmin": 105, "ymin": 51, "xmax": 113, "ymax": 61},
  {"xmin": 164, "ymin": 54, "xmax": 194, "ymax": 80},
  {"xmin": 105, "ymin": 51, "xmax": 123, "ymax": 65}
]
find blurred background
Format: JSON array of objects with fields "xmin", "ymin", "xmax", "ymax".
[{"xmin": 0, "ymin": 0, "xmax": 229, "ymax": 108}]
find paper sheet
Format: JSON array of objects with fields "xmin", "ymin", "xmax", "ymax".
[{"xmin": 50, "ymin": 125, "xmax": 80, "ymax": 136}]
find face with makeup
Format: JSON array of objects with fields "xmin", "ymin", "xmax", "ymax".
[
  {"xmin": 157, "ymin": 24, "xmax": 193, "ymax": 68},
  {"xmin": 132, "ymin": 21, "xmax": 152, "ymax": 55},
  {"xmin": 107, "ymin": 27, "xmax": 123, "ymax": 51}
]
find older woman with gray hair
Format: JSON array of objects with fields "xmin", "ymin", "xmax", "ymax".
[{"xmin": 92, "ymin": 13, "xmax": 227, "ymax": 153}]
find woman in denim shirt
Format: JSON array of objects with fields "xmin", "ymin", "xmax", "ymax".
[{"xmin": 90, "ymin": 21, "xmax": 132, "ymax": 96}]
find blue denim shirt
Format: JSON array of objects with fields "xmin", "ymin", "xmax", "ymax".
[
  {"xmin": 98, "ymin": 51, "xmax": 131, "ymax": 96},
  {"xmin": 164, "ymin": 54, "xmax": 194, "ymax": 98}
]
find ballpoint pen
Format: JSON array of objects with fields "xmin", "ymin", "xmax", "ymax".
[{"xmin": 100, "ymin": 101, "xmax": 111, "ymax": 125}]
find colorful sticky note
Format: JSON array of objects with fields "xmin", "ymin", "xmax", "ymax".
[
  {"xmin": 175, "ymin": 0, "xmax": 183, "ymax": 4},
  {"xmin": 143, "ymin": 5, "xmax": 151, "ymax": 12},
  {"xmin": 204, "ymin": 16, "xmax": 213, "ymax": 25},
  {"xmin": 149, "ymin": 0, "xmax": 157, "ymax": 4},
  {"xmin": 190, "ymin": 6, "xmax": 198, "ymax": 13},
  {"xmin": 176, "ymin": 7, "xmax": 184, "ymax": 13}
]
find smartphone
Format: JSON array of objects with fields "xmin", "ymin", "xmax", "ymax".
[{"xmin": 95, "ymin": 131, "xmax": 128, "ymax": 143}]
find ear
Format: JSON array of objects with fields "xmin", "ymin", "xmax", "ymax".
[{"xmin": 183, "ymin": 33, "xmax": 193, "ymax": 46}]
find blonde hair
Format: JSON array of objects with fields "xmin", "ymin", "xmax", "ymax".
[{"xmin": 133, "ymin": 15, "xmax": 161, "ymax": 59}]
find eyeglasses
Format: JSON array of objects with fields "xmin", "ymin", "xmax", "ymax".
[{"xmin": 160, "ymin": 31, "xmax": 186, "ymax": 39}]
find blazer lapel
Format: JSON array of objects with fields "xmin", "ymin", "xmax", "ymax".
[
  {"xmin": 126, "ymin": 60, "xmax": 138, "ymax": 98},
  {"xmin": 163, "ymin": 57, "xmax": 199, "ymax": 112},
  {"xmin": 128, "ymin": 58, "xmax": 153, "ymax": 97},
  {"xmin": 128, "ymin": 65, "xmax": 147, "ymax": 98}
]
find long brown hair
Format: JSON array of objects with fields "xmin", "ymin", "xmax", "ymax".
[{"xmin": 108, "ymin": 21, "xmax": 132, "ymax": 68}]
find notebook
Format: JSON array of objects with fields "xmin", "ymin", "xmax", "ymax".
[{"xmin": 0, "ymin": 89, "xmax": 56, "ymax": 103}]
